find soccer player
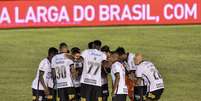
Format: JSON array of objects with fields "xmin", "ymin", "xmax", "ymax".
[
  {"xmin": 114, "ymin": 47, "xmax": 136, "ymax": 101},
  {"xmin": 134, "ymin": 53, "xmax": 164, "ymax": 101},
  {"xmin": 70, "ymin": 47, "xmax": 84, "ymax": 101},
  {"xmin": 51, "ymin": 43, "xmax": 76, "ymax": 101},
  {"xmin": 80, "ymin": 40, "xmax": 107, "ymax": 101},
  {"xmin": 110, "ymin": 51, "xmax": 128, "ymax": 101},
  {"xmin": 100, "ymin": 45, "xmax": 111, "ymax": 101},
  {"xmin": 32, "ymin": 47, "xmax": 58, "ymax": 101}
]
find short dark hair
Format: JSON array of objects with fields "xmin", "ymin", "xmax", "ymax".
[
  {"xmin": 59, "ymin": 42, "xmax": 68, "ymax": 49},
  {"xmin": 115, "ymin": 47, "xmax": 126, "ymax": 55},
  {"xmin": 48, "ymin": 47, "xmax": 58, "ymax": 56},
  {"xmin": 71, "ymin": 47, "xmax": 81, "ymax": 55},
  {"xmin": 93, "ymin": 40, "xmax": 102, "ymax": 49},
  {"xmin": 101, "ymin": 45, "xmax": 110, "ymax": 53},
  {"xmin": 88, "ymin": 42, "xmax": 94, "ymax": 49}
]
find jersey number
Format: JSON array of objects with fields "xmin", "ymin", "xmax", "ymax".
[
  {"xmin": 153, "ymin": 71, "xmax": 162, "ymax": 80},
  {"xmin": 56, "ymin": 65, "xmax": 66, "ymax": 79},
  {"xmin": 87, "ymin": 62, "xmax": 101, "ymax": 75}
]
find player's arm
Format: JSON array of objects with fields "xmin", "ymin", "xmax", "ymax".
[
  {"xmin": 51, "ymin": 68, "xmax": 56, "ymax": 85},
  {"xmin": 39, "ymin": 70, "xmax": 49, "ymax": 95},
  {"xmin": 112, "ymin": 72, "xmax": 120, "ymax": 95},
  {"xmin": 51, "ymin": 56, "xmax": 57, "ymax": 89}
]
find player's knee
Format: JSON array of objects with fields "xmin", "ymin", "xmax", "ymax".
[
  {"xmin": 102, "ymin": 96, "xmax": 108, "ymax": 101},
  {"xmin": 81, "ymin": 97, "xmax": 86, "ymax": 101},
  {"xmin": 32, "ymin": 96, "xmax": 36, "ymax": 101},
  {"xmin": 69, "ymin": 94, "xmax": 75, "ymax": 101},
  {"xmin": 47, "ymin": 95, "xmax": 53, "ymax": 101},
  {"xmin": 57, "ymin": 97, "xmax": 60, "ymax": 101},
  {"xmin": 98, "ymin": 97, "xmax": 102, "ymax": 101}
]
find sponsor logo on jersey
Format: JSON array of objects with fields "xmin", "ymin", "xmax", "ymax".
[{"xmin": 84, "ymin": 78, "xmax": 97, "ymax": 84}]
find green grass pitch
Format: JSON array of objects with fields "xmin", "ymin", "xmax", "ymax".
[{"xmin": 0, "ymin": 25, "xmax": 201, "ymax": 101}]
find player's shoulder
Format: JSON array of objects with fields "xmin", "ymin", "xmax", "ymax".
[
  {"xmin": 96, "ymin": 49, "xmax": 107, "ymax": 57},
  {"xmin": 140, "ymin": 61, "xmax": 154, "ymax": 67},
  {"xmin": 52, "ymin": 53, "xmax": 60, "ymax": 59},
  {"xmin": 40, "ymin": 58, "xmax": 49, "ymax": 64},
  {"xmin": 57, "ymin": 53, "xmax": 65, "ymax": 57},
  {"xmin": 39, "ymin": 58, "xmax": 50, "ymax": 69},
  {"xmin": 82, "ymin": 49, "xmax": 92, "ymax": 53},
  {"xmin": 90, "ymin": 49, "xmax": 105, "ymax": 56},
  {"xmin": 81, "ymin": 49, "xmax": 91, "ymax": 56},
  {"xmin": 111, "ymin": 61, "xmax": 122, "ymax": 73},
  {"xmin": 54, "ymin": 53, "xmax": 66, "ymax": 59},
  {"xmin": 52, "ymin": 53, "xmax": 67, "ymax": 63},
  {"xmin": 112, "ymin": 61, "xmax": 121, "ymax": 68},
  {"xmin": 144, "ymin": 61, "xmax": 154, "ymax": 65},
  {"xmin": 66, "ymin": 56, "xmax": 74, "ymax": 63}
]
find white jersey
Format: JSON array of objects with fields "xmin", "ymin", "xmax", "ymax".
[
  {"xmin": 125, "ymin": 53, "xmax": 136, "ymax": 71},
  {"xmin": 32, "ymin": 58, "xmax": 52, "ymax": 90},
  {"xmin": 51, "ymin": 53, "xmax": 74, "ymax": 88},
  {"xmin": 135, "ymin": 61, "xmax": 164, "ymax": 92},
  {"xmin": 111, "ymin": 62, "xmax": 128, "ymax": 95},
  {"xmin": 80, "ymin": 49, "xmax": 107, "ymax": 86}
]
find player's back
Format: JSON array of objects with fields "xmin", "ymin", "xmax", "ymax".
[
  {"xmin": 111, "ymin": 61, "xmax": 128, "ymax": 94},
  {"xmin": 139, "ymin": 61, "xmax": 164, "ymax": 92},
  {"xmin": 80, "ymin": 49, "xmax": 107, "ymax": 86},
  {"xmin": 51, "ymin": 53, "xmax": 74, "ymax": 88}
]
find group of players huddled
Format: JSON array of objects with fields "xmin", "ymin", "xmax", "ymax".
[{"xmin": 32, "ymin": 40, "xmax": 164, "ymax": 101}]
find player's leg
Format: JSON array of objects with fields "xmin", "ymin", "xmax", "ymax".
[
  {"xmin": 58, "ymin": 88, "xmax": 68, "ymax": 101},
  {"xmin": 80, "ymin": 84, "xmax": 91, "ymax": 101},
  {"xmin": 52, "ymin": 89, "xmax": 57, "ymax": 101},
  {"xmin": 32, "ymin": 88, "xmax": 46, "ymax": 101},
  {"xmin": 102, "ymin": 84, "xmax": 109, "ymax": 101},
  {"xmin": 66, "ymin": 87, "xmax": 76, "ymax": 101},
  {"xmin": 48, "ymin": 87, "xmax": 57, "ymax": 101},
  {"xmin": 134, "ymin": 86, "xmax": 147, "ymax": 101},
  {"xmin": 112, "ymin": 94, "xmax": 126, "ymax": 101},
  {"xmin": 91, "ymin": 85, "xmax": 102, "ymax": 101},
  {"xmin": 32, "ymin": 89, "xmax": 37, "ymax": 101},
  {"xmin": 75, "ymin": 87, "xmax": 81, "ymax": 101},
  {"xmin": 146, "ymin": 89, "xmax": 164, "ymax": 101},
  {"xmin": 120, "ymin": 94, "xmax": 127, "ymax": 101}
]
